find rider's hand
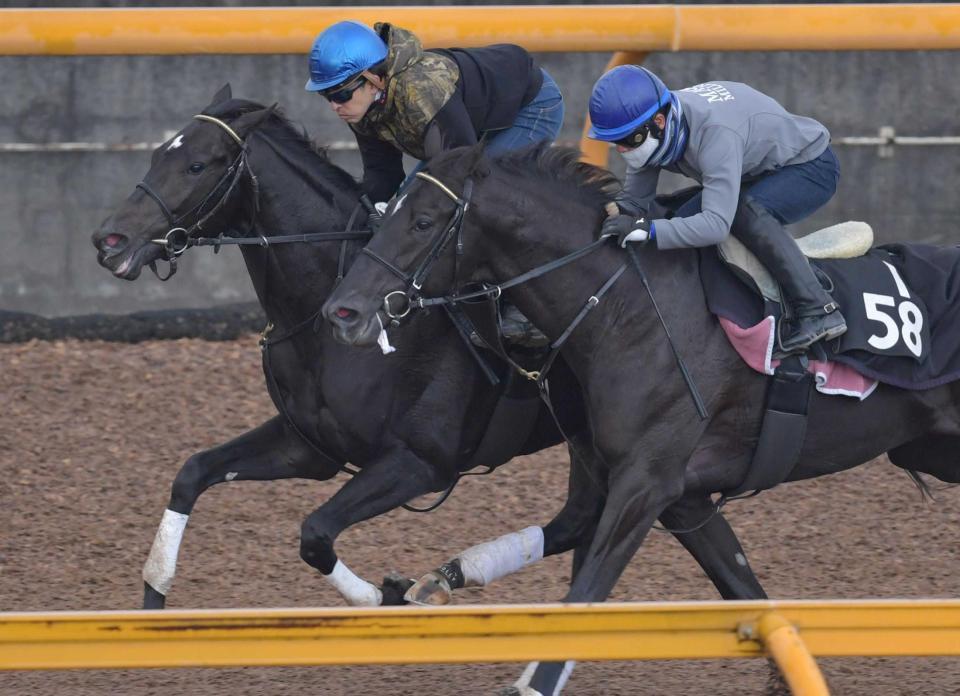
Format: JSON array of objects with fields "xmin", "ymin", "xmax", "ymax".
[{"xmin": 601, "ymin": 214, "xmax": 653, "ymax": 247}]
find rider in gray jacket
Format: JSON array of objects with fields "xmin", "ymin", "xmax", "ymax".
[{"xmin": 589, "ymin": 65, "xmax": 846, "ymax": 354}]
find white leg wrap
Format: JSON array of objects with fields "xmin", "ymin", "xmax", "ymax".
[
  {"xmin": 512, "ymin": 661, "xmax": 576, "ymax": 696},
  {"xmin": 324, "ymin": 560, "xmax": 383, "ymax": 606},
  {"xmin": 457, "ymin": 525, "xmax": 544, "ymax": 587},
  {"xmin": 142, "ymin": 509, "xmax": 189, "ymax": 595}
]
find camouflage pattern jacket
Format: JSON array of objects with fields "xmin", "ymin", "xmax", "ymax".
[{"xmin": 352, "ymin": 23, "xmax": 543, "ymax": 202}]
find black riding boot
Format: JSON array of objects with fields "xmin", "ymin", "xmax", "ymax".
[{"xmin": 731, "ymin": 196, "xmax": 847, "ymax": 353}]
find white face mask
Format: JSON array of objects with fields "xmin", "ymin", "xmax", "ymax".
[{"xmin": 620, "ymin": 135, "xmax": 660, "ymax": 169}]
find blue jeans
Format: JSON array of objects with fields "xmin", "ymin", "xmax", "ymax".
[
  {"xmin": 398, "ymin": 69, "xmax": 564, "ymax": 193},
  {"xmin": 675, "ymin": 146, "xmax": 841, "ymax": 225},
  {"xmin": 484, "ymin": 69, "xmax": 565, "ymax": 155}
]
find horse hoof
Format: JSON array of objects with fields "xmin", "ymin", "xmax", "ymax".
[
  {"xmin": 495, "ymin": 689, "xmax": 521, "ymax": 696},
  {"xmin": 142, "ymin": 582, "xmax": 166, "ymax": 610},
  {"xmin": 403, "ymin": 571, "xmax": 452, "ymax": 605},
  {"xmin": 380, "ymin": 572, "xmax": 414, "ymax": 606}
]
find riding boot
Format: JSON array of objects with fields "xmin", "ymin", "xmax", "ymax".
[
  {"xmin": 730, "ymin": 195, "xmax": 847, "ymax": 354},
  {"xmin": 499, "ymin": 303, "xmax": 550, "ymax": 348}
]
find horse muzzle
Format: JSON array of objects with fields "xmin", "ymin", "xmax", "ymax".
[{"xmin": 322, "ymin": 297, "xmax": 384, "ymax": 348}]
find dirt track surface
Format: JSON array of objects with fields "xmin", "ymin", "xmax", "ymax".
[{"xmin": 2, "ymin": 338, "xmax": 959, "ymax": 695}]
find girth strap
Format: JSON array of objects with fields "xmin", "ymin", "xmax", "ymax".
[{"xmin": 724, "ymin": 354, "xmax": 814, "ymax": 497}]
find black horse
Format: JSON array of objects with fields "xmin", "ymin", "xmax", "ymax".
[
  {"xmin": 324, "ymin": 142, "xmax": 960, "ymax": 695},
  {"xmin": 91, "ymin": 88, "xmax": 765, "ymax": 612}
]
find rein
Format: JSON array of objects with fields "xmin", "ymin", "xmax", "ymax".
[
  {"xmin": 364, "ymin": 171, "xmax": 625, "ymax": 387},
  {"xmin": 139, "ymin": 113, "xmax": 371, "ymax": 280},
  {"xmin": 363, "ymin": 168, "xmax": 709, "ymax": 425}
]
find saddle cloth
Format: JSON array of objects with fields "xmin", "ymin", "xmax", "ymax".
[{"xmin": 701, "ymin": 241, "xmax": 960, "ymax": 393}]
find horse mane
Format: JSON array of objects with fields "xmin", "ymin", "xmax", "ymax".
[
  {"xmin": 429, "ymin": 142, "xmax": 621, "ymax": 211},
  {"xmin": 203, "ymin": 97, "xmax": 360, "ymax": 197},
  {"xmin": 494, "ymin": 142, "xmax": 621, "ymax": 206}
]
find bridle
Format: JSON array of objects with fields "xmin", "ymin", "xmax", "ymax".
[
  {"xmin": 359, "ymin": 169, "xmax": 709, "ymax": 421},
  {"xmin": 137, "ymin": 113, "xmax": 372, "ymax": 281},
  {"xmin": 138, "ymin": 114, "xmax": 255, "ymax": 280},
  {"xmin": 361, "ymin": 172, "xmax": 474, "ymax": 320}
]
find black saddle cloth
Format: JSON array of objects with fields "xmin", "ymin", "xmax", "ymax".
[{"xmin": 701, "ymin": 242, "xmax": 960, "ymax": 390}]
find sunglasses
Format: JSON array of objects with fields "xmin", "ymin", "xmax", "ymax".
[
  {"xmin": 321, "ymin": 76, "xmax": 367, "ymax": 104},
  {"xmin": 613, "ymin": 125, "xmax": 651, "ymax": 149}
]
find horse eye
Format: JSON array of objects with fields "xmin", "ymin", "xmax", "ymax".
[
  {"xmin": 188, "ymin": 162, "xmax": 205, "ymax": 174},
  {"xmin": 415, "ymin": 217, "xmax": 432, "ymax": 231}
]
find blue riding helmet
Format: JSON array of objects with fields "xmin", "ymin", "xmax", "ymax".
[
  {"xmin": 588, "ymin": 65, "xmax": 672, "ymax": 141},
  {"xmin": 305, "ymin": 21, "xmax": 388, "ymax": 92}
]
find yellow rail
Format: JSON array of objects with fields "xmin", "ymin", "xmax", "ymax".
[
  {"xmin": 3, "ymin": 600, "xmax": 960, "ymax": 673},
  {"xmin": 2, "ymin": 5, "xmax": 960, "ymax": 55}
]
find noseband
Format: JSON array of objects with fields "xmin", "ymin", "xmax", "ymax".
[
  {"xmin": 361, "ymin": 172, "xmax": 474, "ymax": 320},
  {"xmin": 137, "ymin": 114, "xmax": 256, "ymax": 279}
]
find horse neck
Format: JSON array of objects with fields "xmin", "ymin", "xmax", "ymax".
[
  {"xmin": 477, "ymin": 183, "xmax": 707, "ymax": 364},
  {"xmin": 240, "ymin": 130, "xmax": 362, "ymax": 330}
]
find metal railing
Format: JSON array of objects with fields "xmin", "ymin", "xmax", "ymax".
[
  {"xmin": 3, "ymin": 5, "xmax": 960, "ymax": 55},
  {"xmin": 6, "ymin": 599, "xmax": 960, "ymax": 695}
]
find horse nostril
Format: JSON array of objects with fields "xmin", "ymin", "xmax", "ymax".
[
  {"xmin": 100, "ymin": 233, "xmax": 128, "ymax": 252},
  {"xmin": 335, "ymin": 307, "xmax": 357, "ymax": 321}
]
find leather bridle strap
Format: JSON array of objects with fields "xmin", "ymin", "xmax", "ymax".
[{"xmin": 416, "ymin": 236, "xmax": 611, "ymax": 309}]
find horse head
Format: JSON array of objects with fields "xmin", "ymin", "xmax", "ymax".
[
  {"xmin": 92, "ymin": 84, "xmax": 275, "ymax": 280},
  {"xmin": 324, "ymin": 142, "xmax": 616, "ymax": 347}
]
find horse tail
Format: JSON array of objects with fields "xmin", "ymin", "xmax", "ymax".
[{"xmin": 903, "ymin": 469, "xmax": 935, "ymax": 502}]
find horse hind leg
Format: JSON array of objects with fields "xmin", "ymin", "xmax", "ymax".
[{"xmin": 888, "ymin": 434, "xmax": 960, "ymax": 485}]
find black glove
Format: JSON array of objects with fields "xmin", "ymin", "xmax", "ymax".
[{"xmin": 601, "ymin": 214, "xmax": 652, "ymax": 248}]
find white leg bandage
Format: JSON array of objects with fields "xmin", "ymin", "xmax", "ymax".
[
  {"xmin": 457, "ymin": 525, "xmax": 544, "ymax": 587},
  {"xmin": 324, "ymin": 560, "xmax": 383, "ymax": 606},
  {"xmin": 142, "ymin": 509, "xmax": 189, "ymax": 595},
  {"xmin": 513, "ymin": 661, "xmax": 576, "ymax": 696}
]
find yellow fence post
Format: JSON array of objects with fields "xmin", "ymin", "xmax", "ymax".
[{"xmin": 758, "ymin": 612, "xmax": 831, "ymax": 696}]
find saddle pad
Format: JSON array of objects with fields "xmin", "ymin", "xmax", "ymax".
[
  {"xmin": 701, "ymin": 242, "xmax": 960, "ymax": 391},
  {"xmin": 719, "ymin": 316, "xmax": 878, "ymax": 400}
]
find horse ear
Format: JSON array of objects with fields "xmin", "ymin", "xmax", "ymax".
[
  {"xmin": 230, "ymin": 104, "xmax": 278, "ymax": 139},
  {"xmin": 207, "ymin": 84, "xmax": 233, "ymax": 110}
]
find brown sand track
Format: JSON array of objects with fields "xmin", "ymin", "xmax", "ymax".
[{"xmin": 2, "ymin": 338, "xmax": 959, "ymax": 695}]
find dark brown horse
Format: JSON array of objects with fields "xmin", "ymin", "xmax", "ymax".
[
  {"xmin": 324, "ymin": 142, "xmax": 960, "ymax": 695},
  {"xmin": 91, "ymin": 88, "xmax": 765, "ymax": 616}
]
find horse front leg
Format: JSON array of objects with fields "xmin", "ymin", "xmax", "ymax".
[
  {"xmin": 658, "ymin": 492, "xmax": 767, "ymax": 600},
  {"xmin": 142, "ymin": 415, "xmax": 337, "ymax": 609},
  {"xmin": 405, "ymin": 436, "xmax": 606, "ymax": 605},
  {"xmin": 298, "ymin": 447, "xmax": 449, "ymax": 606},
  {"xmin": 517, "ymin": 457, "xmax": 686, "ymax": 696}
]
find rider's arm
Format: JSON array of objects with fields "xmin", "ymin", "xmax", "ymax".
[
  {"xmin": 622, "ymin": 166, "xmax": 661, "ymax": 216},
  {"xmin": 422, "ymin": 96, "xmax": 478, "ymax": 159},
  {"xmin": 355, "ymin": 130, "xmax": 406, "ymax": 203},
  {"xmin": 651, "ymin": 126, "xmax": 744, "ymax": 250}
]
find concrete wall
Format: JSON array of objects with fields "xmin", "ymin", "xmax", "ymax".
[{"xmin": 3, "ymin": 3, "xmax": 958, "ymax": 316}]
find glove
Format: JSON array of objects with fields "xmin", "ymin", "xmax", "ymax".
[{"xmin": 601, "ymin": 214, "xmax": 653, "ymax": 247}]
